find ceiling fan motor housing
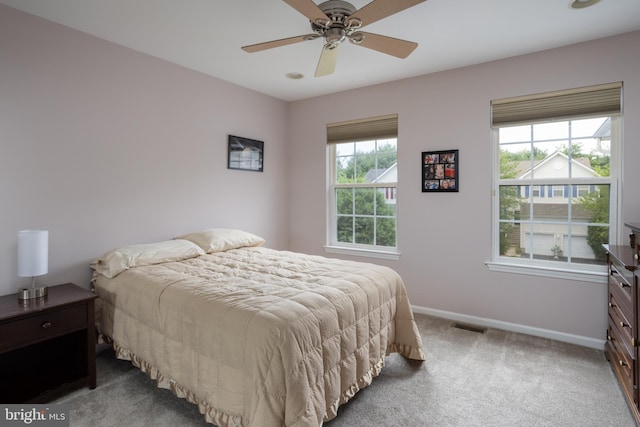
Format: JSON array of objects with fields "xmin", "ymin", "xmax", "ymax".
[
  {"xmin": 312, "ymin": 1, "xmax": 361, "ymax": 48},
  {"xmin": 318, "ymin": 0, "xmax": 357, "ymax": 20}
]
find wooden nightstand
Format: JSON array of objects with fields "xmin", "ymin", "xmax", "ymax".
[{"xmin": 0, "ymin": 283, "xmax": 97, "ymax": 403}]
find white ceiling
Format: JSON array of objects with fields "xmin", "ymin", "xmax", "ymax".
[{"xmin": 2, "ymin": 0, "xmax": 640, "ymax": 102}]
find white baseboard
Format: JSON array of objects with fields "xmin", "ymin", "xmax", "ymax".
[{"xmin": 412, "ymin": 305, "xmax": 606, "ymax": 350}]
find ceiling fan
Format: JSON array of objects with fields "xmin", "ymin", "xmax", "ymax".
[{"xmin": 241, "ymin": 0, "xmax": 426, "ymax": 77}]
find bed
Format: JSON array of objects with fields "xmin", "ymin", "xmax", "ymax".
[{"xmin": 91, "ymin": 229, "xmax": 425, "ymax": 427}]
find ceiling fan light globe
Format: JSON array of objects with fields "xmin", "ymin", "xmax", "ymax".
[{"xmin": 325, "ymin": 28, "xmax": 346, "ymax": 45}]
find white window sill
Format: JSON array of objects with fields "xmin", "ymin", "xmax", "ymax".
[
  {"xmin": 485, "ymin": 260, "xmax": 608, "ymax": 283},
  {"xmin": 323, "ymin": 245, "xmax": 401, "ymax": 260}
]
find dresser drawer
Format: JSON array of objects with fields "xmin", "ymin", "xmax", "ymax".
[
  {"xmin": 608, "ymin": 275, "xmax": 633, "ymax": 310},
  {"xmin": 610, "ymin": 258, "xmax": 634, "ymax": 295},
  {"xmin": 610, "ymin": 279, "xmax": 633, "ymax": 324},
  {"xmin": 608, "ymin": 320, "xmax": 636, "ymax": 399},
  {"xmin": 610, "ymin": 307, "xmax": 635, "ymax": 356},
  {"xmin": 0, "ymin": 304, "xmax": 87, "ymax": 352}
]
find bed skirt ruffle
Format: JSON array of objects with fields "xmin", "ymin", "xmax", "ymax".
[{"xmin": 97, "ymin": 333, "xmax": 421, "ymax": 425}]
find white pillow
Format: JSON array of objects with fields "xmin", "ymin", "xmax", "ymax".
[
  {"xmin": 176, "ymin": 228, "xmax": 265, "ymax": 253},
  {"xmin": 91, "ymin": 239, "xmax": 205, "ymax": 278}
]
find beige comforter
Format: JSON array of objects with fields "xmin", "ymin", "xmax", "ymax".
[{"xmin": 93, "ymin": 247, "xmax": 425, "ymax": 426}]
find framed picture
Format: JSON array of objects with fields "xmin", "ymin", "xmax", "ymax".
[
  {"xmin": 422, "ymin": 149, "xmax": 458, "ymax": 192},
  {"xmin": 228, "ymin": 135, "xmax": 264, "ymax": 172}
]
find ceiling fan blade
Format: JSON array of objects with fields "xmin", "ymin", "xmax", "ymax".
[
  {"xmin": 352, "ymin": 32, "xmax": 418, "ymax": 58},
  {"xmin": 283, "ymin": 0, "xmax": 330, "ymax": 25},
  {"xmin": 242, "ymin": 34, "xmax": 318, "ymax": 53},
  {"xmin": 315, "ymin": 45, "xmax": 339, "ymax": 77},
  {"xmin": 348, "ymin": 0, "xmax": 427, "ymax": 27}
]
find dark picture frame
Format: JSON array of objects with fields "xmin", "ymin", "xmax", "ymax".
[
  {"xmin": 227, "ymin": 135, "xmax": 264, "ymax": 172},
  {"xmin": 422, "ymin": 149, "xmax": 458, "ymax": 192}
]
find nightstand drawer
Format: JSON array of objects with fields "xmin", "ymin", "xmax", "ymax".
[{"xmin": 0, "ymin": 304, "xmax": 87, "ymax": 352}]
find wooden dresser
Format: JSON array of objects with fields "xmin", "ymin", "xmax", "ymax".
[{"xmin": 605, "ymin": 223, "xmax": 640, "ymax": 424}]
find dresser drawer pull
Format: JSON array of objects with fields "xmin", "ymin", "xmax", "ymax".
[
  {"xmin": 609, "ymin": 302, "xmax": 617, "ymax": 308},
  {"xmin": 41, "ymin": 321, "xmax": 52, "ymax": 329},
  {"xmin": 620, "ymin": 321, "xmax": 631, "ymax": 329},
  {"xmin": 608, "ymin": 334, "xmax": 614, "ymax": 341},
  {"xmin": 611, "ymin": 270, "xmax": 631, "ymax": 287},
  {"xmin": 620, "ymin": 359, "xmax": 629, "ymax": 367}
]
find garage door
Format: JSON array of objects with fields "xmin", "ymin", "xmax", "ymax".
[
  {"xmin": 564, "ymin": 235, "xmax": 595, "ymax": 260},
  {"xmin": 523, "ymin": 233, "xmax": 554, "ymax": 257}
]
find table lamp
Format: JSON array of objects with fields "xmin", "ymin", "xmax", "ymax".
[{"xmin": 17, "ymin": 229, "xmax": 49, "ymax": 300}]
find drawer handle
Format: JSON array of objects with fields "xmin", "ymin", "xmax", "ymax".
[
  {"xmin": 620, "ymin": 360, "xmax": 628, "ymax": 367},
  {"xmin": 608, "ymin": 334, "xmax": 614, "ymax": 341},
  {"xmin": 612, "ymin": 270, "xmax": 631, "ymax": 287},
  {"xmin": 620, "ymin": 321, "xmax": 630, "ymax": 329},
  {"xmin": 609, "ymin": 302, "xmax": 617, "ymax": 308},
  {"xmin": 41, "ymin": 321, "xmax": 52, "ymax": 329}
]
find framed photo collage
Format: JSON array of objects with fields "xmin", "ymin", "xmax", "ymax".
[{"xmin": 422, "ymin": 149, "xmax": 458, "ymax": 192}]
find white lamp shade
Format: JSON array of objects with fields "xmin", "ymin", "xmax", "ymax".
[{"xmin": 17, "ymin": 230, "xmax": 49, "ymax": 277}]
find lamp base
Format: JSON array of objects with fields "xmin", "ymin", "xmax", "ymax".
[{"xmin": 18, "ymin": 286, "xmax": 48, "ymax": 301}]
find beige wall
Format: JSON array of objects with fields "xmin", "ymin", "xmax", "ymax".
[
  {"xmin": 287, "ymin": 31, "xmax": 640, "ymax": 341},
  {"xmin": 0, "ymin": 5, "xmax": 290, "ymax": 294}
]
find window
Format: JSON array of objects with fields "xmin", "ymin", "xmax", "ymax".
[
  {"xmin": 577, "ymin": 185, "xmax": 591, "ymax": 197},
  {"xmin": 326, "ymin": 114, "xmax": 399, "ymax": 259},
  {"xmin": 532, "ymin": 186, "xmax": 542, "ymax": 198},
  {"xmin": 489, "ymin": 82, "xmax": 622, "ymax": 281},
  {"xmin": 552, "ymin": 186, "xmax": 564, "ymax": 198}
]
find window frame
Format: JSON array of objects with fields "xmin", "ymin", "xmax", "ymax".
[
  {"xmin": 487, "ymin": 82, "xmax": 623, "ymax": 282},
  {"xmin": 325, "ymin": 139, "xmax": 400, "ymax": 260},
  {"xmin": 487, "ymin": 115, "xmax": 621, "ymax": 282}
]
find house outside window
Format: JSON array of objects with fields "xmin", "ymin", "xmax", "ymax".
[
  {"xmin": 489, "ymin": 83, "xmax": 622, "ymax": 281},
  {"xmin": 325, "ymin": 115, "xmax": 399, "ymax": 259}
]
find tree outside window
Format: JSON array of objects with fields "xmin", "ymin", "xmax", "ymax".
[{"xmin": 332, "ymin": 139, "xmax": 397, "ymax": 249}]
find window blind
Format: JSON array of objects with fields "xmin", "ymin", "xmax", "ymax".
[
  {"xmin": 327, "ymin": 114, "xmax": 398, "ymax": 144},
  {"xmin": 491, "ymin": 82, "xmax": 622, "ymax": 127}
]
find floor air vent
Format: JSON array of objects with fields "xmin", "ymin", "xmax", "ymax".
[{"xmin": 452, "ymin": 323, "xmax": 488, "ymax": 334}]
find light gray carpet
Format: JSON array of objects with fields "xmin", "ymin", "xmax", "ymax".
[{"xmin": 56, "ymin": 314, "xmax": 636, "ymax": 426}]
